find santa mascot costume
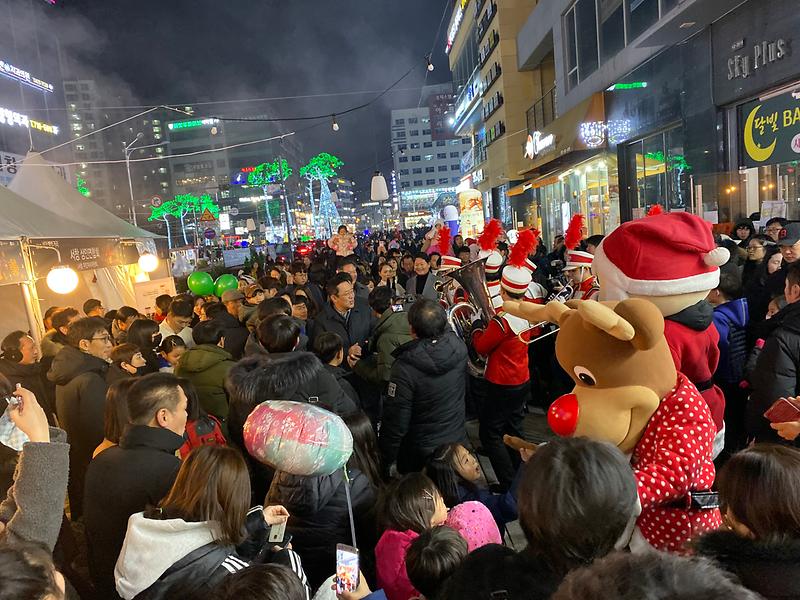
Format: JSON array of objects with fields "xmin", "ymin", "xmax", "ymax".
[{"xmin": 592, "ymin": 211, "xmax": 729, "ymax": 454}]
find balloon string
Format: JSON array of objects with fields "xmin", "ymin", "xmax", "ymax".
[{"xmin": 343, "ymin": 466, "xmax": 357, "ymax": 549}]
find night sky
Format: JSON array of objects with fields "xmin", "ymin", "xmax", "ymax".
[{"xmin": 61, "ymin": 0, "xmax": 454, "ymax": 193}]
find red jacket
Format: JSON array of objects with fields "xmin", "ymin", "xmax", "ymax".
[
  {"xmin": 663, "ymin": 319, "xmax": 725, "ymax": 431},
  {"xmin": 574, "ymin": 276, "xmax": 600, "ymax": 301},
  {"xmin": 633, "ymin": 373, "xmax": 721, "ymax": 553},
  {"xmin": 472, "ymin": 313, "xmax": 532, "ymax": 386}
]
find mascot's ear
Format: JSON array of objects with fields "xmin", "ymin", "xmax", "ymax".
[
  {"xmin": 613, "ymin": 298, "xmax": 664, "ymax": 351},
  {"xmin": 576, "ymin": 301, "xmax": 635, "ymax": 341}
]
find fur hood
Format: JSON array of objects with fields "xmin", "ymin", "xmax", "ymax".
[
  {"xmin": 261, "ymin": 352, "xmax": 324, "ymax": 398},
  {"xmin": 695, "ymin": 530, "xmax": 800, "ymax": 599}
]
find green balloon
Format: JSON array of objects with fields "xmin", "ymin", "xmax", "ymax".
[
  {"xmin": 187, "ymin": 271, "xmax": 214, "ymax": 296},
  {"xmin": 214, "ymin": 274, "xmax": 239, "ymax": 297}
]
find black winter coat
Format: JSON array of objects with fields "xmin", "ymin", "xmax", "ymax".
[
  {"xmin": 0, "ymin": 359, "xmax": 56, "ymax": 424},
  {"xmin": 439, "ymin": 545, "xmax": 563, "ymax": 600},
  {"xmin": 84, "ymin": 425, "xmax": 183, "ymax": 599},
  {"xmin": 695, "ymin": 530, "xmax": 800, "ymax": 600},
  {"xmin": 309, "ymin": 299, "xmax": 375, "ymax": 355},
  {"xmin": 323, "ymin": 363, "xmax": 359, "ymax": 404},
  {"xmin": 47, "ymin": 345, "xmax": 109, "ymax": 519},
  {"xmin": 747, "ymin": 300, "xmax": 800, "ymax": 442},
  {"xmin": 227, "ymin": 351, "xmax": 358, "ymax": 504},
  {"xmin": 266, "ymin": 468, "xmax": 377, "ymax": 591},
  {"xmin": 211, "ymin": 311, "xmax": 249, "ymax": 360},
  {"xmin": 381, "ymin": 331, "xmax": 467, "ymax": 473}
]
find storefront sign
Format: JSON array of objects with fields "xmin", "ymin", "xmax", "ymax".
[
  {"xmin": 445, "ymin": 3, "xmax": 465, "ymax": 54},
  {"xmin": 0, "ymin": 60, "xmax": 54, "ymax": 93},
  {"xmin": 740, "ymin": 90, "xmax": 800, "ymax": 168},
  {"xmin": 727, "ymin": 39, "xmax": 789, "ymax": 81},
  {"xmin": 524, "ymin": 131, "xmax": 556, "ymax": 159},
  {"xmin": 167, "ymin": 118, "xmax": 219, "ymax": 131},
  {"xmin": 713, "ymin": 1, "xmax": 800, "ymax": 105},
  {"xmin": 473, "ymin": 169, "xmax": 486, "ymax": 185},
  {"xmin": 0, "ymin": 107, "xmax": 59, "ymax": 135}
]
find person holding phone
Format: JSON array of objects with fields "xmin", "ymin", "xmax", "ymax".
[
  {"xmin": 115, "ymin": 445, "xmax": 309, "ymax": 599},
  {"xmin": 0, "ymin": 379, "xmax": 69, "ymax": 552}
]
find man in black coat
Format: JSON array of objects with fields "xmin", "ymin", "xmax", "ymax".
[
  {"xmin": 380, "ymin": 299, "xmax": 468, "ymax": 474},
  {"xmin": 748, "ymin": 261, "xmax": 800, "ymax": 443},
  {"xmin": 47, "ymin": 316, "xmax": 111, "ymax": 520},
  {"xmin": 207, "ymin": 290, "xmax": 249, "ymax": 360},
  {"xmin": 309, "ymin": 273, "xmax": 375, "ymax": 363},
  {"xmin": 83, "ymin": 373, "xmax": 186, "ymax": 599}
]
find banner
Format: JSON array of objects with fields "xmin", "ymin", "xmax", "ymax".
[
  {"xmin": 740, "ymin": 90, "xmax": 800, "ymax": 168},
  {"xmin": 28, "ymin": 237, "xmax": 139, "ymax": 274}
]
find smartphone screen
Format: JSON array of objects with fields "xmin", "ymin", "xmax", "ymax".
[
  {"xmin": 268, "ymin": 521, "xmax": 286, "ymax": 544},
  {"xmin": 335, "ymin": 544, "xmax": 359, "ymax": 594}
]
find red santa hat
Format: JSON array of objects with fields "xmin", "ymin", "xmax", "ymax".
[
  {"xmin": 439, "ymin": 255, "xmax": 462, "ymax": 271},
  {"xmin": 563, "ymin": 250, "xmax": 594, "ymax": 271},
  {"xmin": 593, "ymin": 212, "xmax": 730, "ymax": 299},
  {"xmin": 484, "ymin": 250, "xmax": 504, "ymax": 275}
]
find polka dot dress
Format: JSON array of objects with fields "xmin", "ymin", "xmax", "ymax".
[{"xmin": 631, "ymin": 373, "xmax": 722, "ymax": 553}]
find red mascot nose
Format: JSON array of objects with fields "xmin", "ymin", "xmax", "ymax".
[{"xmin": 548, "ymin": 393, "xmax": 579, "ymax": 437}]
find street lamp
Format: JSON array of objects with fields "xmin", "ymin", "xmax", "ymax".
[{"xmin": 123, "ymin": 134, "xmax": 169, "ymax": 227}]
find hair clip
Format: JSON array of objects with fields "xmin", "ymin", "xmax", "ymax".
[{"xmin": 422, "ymin": 490, "xmax": 434, "ymax": 501}]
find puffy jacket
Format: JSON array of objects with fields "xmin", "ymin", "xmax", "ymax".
[
  {"xmin": 115, "ymin": 508, "xmax": 309, "ymax": 600},
  {"xmin": 47, "ymin": 345, "xmax": 109, "ymax": 519},
  {"xmin": 266, "ymin": 468, "xmax": 377, "ymax": 590},
  {"xmin": 323, "ymin": 364, "xmax": 359, "ymax": 404},
  {"xmin": 747, "ymin": 300, "xmax": 800, "ymax": 442},
  {"xmin": 174, "ymin": 344, "xmax": 234, "ymax": 424},
  {"xmin": 84, "ymin": 425, "xmax": 183, "ymax": 599},
  {"xmin": 712, "ymin": 298, "xmax": 749, "ymax": 384},
  {"xmin": 375, "ymin": 529, "xmax": 420, "ymax": 600},
  {"xmin": 381, "ymin": 332, "xmax": 468, "ymax": 473},
  {"xmin": 227, "ymin": 351, "xmax": 358, "ymax": 504},
  {"xmin": 309, "ymin": 299, "xmax": 375, "ymax": 355},
  {"xmin": 353, "ymin": 308, "xmax": 413, "ymax": 386}
]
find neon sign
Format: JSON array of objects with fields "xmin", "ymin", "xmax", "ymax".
[
  {"xmin": 0, "ymin": 107, "xmax": 59, "ymax": 135},
  {"xmin": 0, "ymin": 60, "xmax": 54, "ymax": 93},
  {"xmin": 524, "ymin": 131, "xmax": 556, "ymax": 159},
  {"xmin": 445, "ymin": 4, "xmax": 465, "ymax": 54},
  {"xmin": 167, "ymin": 118, "xmax": 219, "ymax": 131},
  {"xmin": 578, "ymin": 119, "xmax": 632, "ymax": 148},
  {"xmin": 606, "ymin": 81, "xmax": 648, "ymax": 91}
]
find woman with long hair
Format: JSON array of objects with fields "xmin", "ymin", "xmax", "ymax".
[
  {"xmin": 126, "ymin": 319, "xmax": 161, "ymax": 375},
  {"xmin": 115, "ymin": 445, "xmax": 308, "ymax": 600},
  {"xmin": 375, "ymin": 262, "xmax": 405, "ymax": 297}
]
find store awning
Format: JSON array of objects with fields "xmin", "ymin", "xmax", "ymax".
[
  {"xmin": 507, "ymin": 174, "xmax": 561, "ymax": 196},
  {"xmin": 518, "ymin": 92, "xmax": 607, "ymax": 177}
]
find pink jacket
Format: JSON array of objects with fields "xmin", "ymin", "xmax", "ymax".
[{"xmin": 375, "ymin": 529, "xmax": 420, "ymax": 600}]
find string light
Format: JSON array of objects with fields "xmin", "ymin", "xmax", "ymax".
[
  {"xmin": 426, "ymin": 55, "xmax": 435, "ymax": 72},
  {"xmin": 332, "ymin": 115, "xmax": 339, "ymax": 132}
]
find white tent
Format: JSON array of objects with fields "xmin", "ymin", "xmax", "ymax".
[
  {"xmin": 9, "ymin": 152, "xmax": 159, "ymax": 239},
  {"xmin": 0, "ymin": 153, "xmax": 167, "ymax": 340}
]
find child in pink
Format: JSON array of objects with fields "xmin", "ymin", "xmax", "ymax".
[{"xmin": 445, "ymin": 501, "xmax": 502, "ymax": 552}]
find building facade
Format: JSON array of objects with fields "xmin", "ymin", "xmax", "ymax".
[
  {"xmin": 391, "ymin": 83, "xmax": 470, "ymax": 219},
  {"xmin": 511, "ymin": 0, "xmax": 800, "ymax": 243}
]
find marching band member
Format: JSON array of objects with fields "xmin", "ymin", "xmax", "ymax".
[
  {"xmin": 563, "ymin": 249, "xmax": 600, "ymax": 301},
  {"xmin": 472, "ymin": 230, "xmax": 538, "ymax": 491}
]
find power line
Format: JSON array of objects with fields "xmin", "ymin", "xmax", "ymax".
[{"xmin": 418, "ymin": 0, "xmax": 452, "ymax": 108}]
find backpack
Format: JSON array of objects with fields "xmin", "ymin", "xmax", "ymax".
[{"xmin": 179, "ymin": 415, "xmax": 226, "ymax": 459}]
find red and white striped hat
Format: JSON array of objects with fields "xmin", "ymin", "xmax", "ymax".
[
  {"xmin": 439, "ymin": 255, "xmax": 462, "ymax": 271},
  {"xmin": 524, "ymin": 257, "xmax": 537, "ymax": 273},
  {"xmin": 486, "ymin": 280, "xmax": 504, "ymax": 308},
  {"xmin": 485, "ymin": 251, "xmax": 504, "ymax": 275},
  {"xmin": 501, "ymin": 265, "xmax": 532, "ymax": 295},
  {"xmin": 563, "ymin": 250, "xmax": 594, "ymax": 271}
]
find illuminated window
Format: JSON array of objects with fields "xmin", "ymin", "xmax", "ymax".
[
  {"xmin": 71, "ymin": 123, "xmax": 82, "ymax": 131},
  {"xmin": 424, "ymin": 154, "xmax": 433, "ymax": 161},
  {"xmin": 158, "ymin": 167, "xmax": 167, "ymax": 174},
  {"xmin": 155, "ymin": 147, "xmax": 164, "ymax": 153}
]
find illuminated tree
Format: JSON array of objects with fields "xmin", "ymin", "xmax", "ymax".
[
  {"xmin": 146, "ymin": 193, "xmax": 220, "ymax": 248},
  {"xmin": 299, "ymin": 153, "xmax": 343, "ymax": 237},
  {"xmin": 76, "ymin": 176, "xmax": 90, "ymax": 198},
  {"xmin": 248, "ymin": 158, "xmax": 294, "ymax": 239},
  {"xmin": 148, "ymin": 198, "xmax": 181, "ymax": 248}
]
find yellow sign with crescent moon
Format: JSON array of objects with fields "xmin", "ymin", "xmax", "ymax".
[
  {"xmin": 740, "ymin": 92, "xmax": 800, "ymax": 168},
  {"xmin": 744, "ymin": 104, "xmax": 777, "ymax": 163}
]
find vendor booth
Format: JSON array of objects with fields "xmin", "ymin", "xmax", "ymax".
[{"xmin": 0, "ymin": 153, "xmax": 166, "ymax": 341}]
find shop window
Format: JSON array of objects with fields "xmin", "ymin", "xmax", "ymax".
[
  {"xmin": 629, "ymin": 0, "xmax": 659, "ymax": 41},
  {"xmin": 599, "ymin": 0, "xmax": 625, "ymax": 63},
  {"xmin": 625, "ymin": 126, "xmax": 689, "ymax": 215}
]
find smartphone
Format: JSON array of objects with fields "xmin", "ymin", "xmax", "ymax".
[
  {"xmin": 764, "ymin": 397, "xmax": 800, "ymax": 423},
  {"xmin": 268, "ymin": 521, "xmax": 286, "ymax": 544},
  {"xmin": 0, "ymin": 396, "xmax": 19, "ymax": 414},
  {"xmin": 335, "ymin": 543, "xmax": 360, "ymax": 594}
]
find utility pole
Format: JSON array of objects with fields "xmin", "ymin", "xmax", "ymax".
[{"xmin": 278, "ymin": 152, "xmax": 293, "ymax": 254}]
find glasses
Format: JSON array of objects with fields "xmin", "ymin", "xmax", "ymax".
[{"xmin": 91, "ymin": 334, "xmax": 112, "ymax": 343}]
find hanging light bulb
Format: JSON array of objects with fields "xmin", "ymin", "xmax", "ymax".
[
  {"xmin": 138, "ymin": 252, "xmax": 159, "ymax": 273},
  {"xmin": 332, "ymin": 115, "xmax": 339, "ymax": 132},
  {"xmin": 371, "ymin": 171, "xmax": 390, "ymax": 202},
  {"xmin": 46, "ymin": 265, "xmax": 79, "ymax": 294},
  {"xmin": 426, "ymin": 55, "xmax": 435, "ymax": 72}
]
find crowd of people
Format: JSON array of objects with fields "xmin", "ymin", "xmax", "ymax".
[{"xmin": 0, "ymin": 215, "xmax": 797, "ymax": 600}]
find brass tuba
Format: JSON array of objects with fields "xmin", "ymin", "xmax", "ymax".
[{"xmin": 444, "ymin": 258, "xmax": 497, "ymax": 378}]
